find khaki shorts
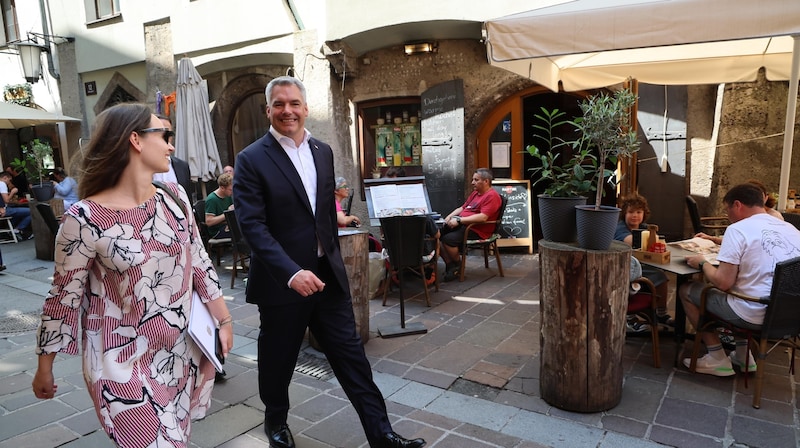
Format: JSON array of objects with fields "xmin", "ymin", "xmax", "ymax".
[{"xmin": 685, "ymin": 282, "xmax": 762, "ymax": 331}]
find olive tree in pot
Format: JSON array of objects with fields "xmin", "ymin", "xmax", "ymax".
[
  {"xmin": 526, "ymin": 107, "xmax": 597, "ymax": 242},
  {"xmin": 24, "ymin": 139, "xmax": 55, "ymax": 202},
  {"xmin": 573, "ymin": 88, "xmax": 641, "ymax": 250}
]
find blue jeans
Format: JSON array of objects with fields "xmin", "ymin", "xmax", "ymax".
[{"xmin": 5, "ymin": 206, "xmax": 31, "ymax": 230}]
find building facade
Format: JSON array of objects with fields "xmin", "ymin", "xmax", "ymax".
[{"xmin": 2, "ymin": 0, "xmax": 798, "ymax": 241}]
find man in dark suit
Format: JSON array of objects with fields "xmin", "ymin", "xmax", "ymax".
[
  {"xmin": 233, "ymin": 76, "xmax": 425, "ymax": 448},
  {"xmin": 153, "ymin": 114, "xmax": 193, "ymax": 199}
]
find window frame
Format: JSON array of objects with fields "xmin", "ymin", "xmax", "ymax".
[{"xmin": 1, "ymin": 0, "xmax": 19, "ymax": 46}]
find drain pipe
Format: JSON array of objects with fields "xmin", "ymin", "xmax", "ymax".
[
  {"xmin": 285, "ymin": 0, "xmax": 305, "ymax": 30},
  {"xmin": 39, "ymin": 0, "xmax": 62, "ymax": 80}
]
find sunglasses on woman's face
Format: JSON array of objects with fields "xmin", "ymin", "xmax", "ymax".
[{"xmin": 136, "ymin": 127, "xmax": 175, "ymax": 144}]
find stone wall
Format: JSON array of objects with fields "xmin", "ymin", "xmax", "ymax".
[
  {"xmin": 340, "ymin": 39, "xmax": 535, "ymax": 191},
  {"xmin": 713, "ymin": 71, "xmax": 800, "ymax": 214}
]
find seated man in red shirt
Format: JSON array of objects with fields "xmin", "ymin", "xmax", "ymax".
[{"xmin": 440, "ymin": 168, "xmax": 502, "ymax": 281}]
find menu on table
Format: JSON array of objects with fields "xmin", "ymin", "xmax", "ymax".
[
  {"xmin": 369, "ymin": 183, "xmax": 429, "ymax": 217},
  {"xmin": 669, "ymin": 237, "xmax": 720, "ymax": 264}
]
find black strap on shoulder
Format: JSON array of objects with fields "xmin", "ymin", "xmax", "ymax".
[{"xmin": 153, "ymin": 181, "xmax": 187, "ymax": 216}]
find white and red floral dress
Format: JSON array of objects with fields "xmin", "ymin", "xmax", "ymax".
[{"xmin": 36, "ymin": 185, "xmax": 223, "ymax": 447}]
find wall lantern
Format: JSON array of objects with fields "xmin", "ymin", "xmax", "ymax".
[
  {"xmin": 14, "ymin": 41, "xmax": 47, "ymax": 83},
  {"xmin": 404, "ymin": 42, "xmax": 438, "ymax": 56},
  {"xmin": 13, "ymin": 32, "xmax": 75, "ymax": 83}
]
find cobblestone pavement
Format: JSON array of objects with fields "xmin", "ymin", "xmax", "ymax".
[{"xmin": 1, "ymin": 239, "xmax": 798, "ymax": 447}]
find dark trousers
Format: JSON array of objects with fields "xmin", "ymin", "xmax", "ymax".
[{"xmin": 257, "ymin": 256, "xmax": 391, "ymax": 445}]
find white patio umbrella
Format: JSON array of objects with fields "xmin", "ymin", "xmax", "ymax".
[
  {"xmin": 484, "ymin": 0, "xmax": 800, "ymax": 209},
  {"xmin": 0, "ymin": 101, "xmax": 80, "ymax": 129},
  {"xmin": 174, "ymin": 57, "xmax": 222, "ymax": 185}
]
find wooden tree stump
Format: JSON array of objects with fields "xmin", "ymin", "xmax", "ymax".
[
  {"xmin": 539, "ymin": 240, "xmax": 630, "ymax": 412},
  {"xmin": 29, "ymin": 198, "xmax": 64, "ymax": 261},
  {"xmin": 309, "ymin": 229, "xmax": 370, "ymax": 350}
]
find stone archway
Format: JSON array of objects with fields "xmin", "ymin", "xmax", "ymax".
[{"xmin": 210, "ymin": 73, "xmax": 275, "ymax": 167}]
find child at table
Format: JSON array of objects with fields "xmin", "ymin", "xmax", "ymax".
[{"xmin": 615, "ymin": 193, "xmax": 674, "ymax": 333}]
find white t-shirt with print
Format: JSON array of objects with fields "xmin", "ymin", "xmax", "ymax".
[{"xmin": 718, "ymin": 213, "xmax": 800, "ymax": 324}]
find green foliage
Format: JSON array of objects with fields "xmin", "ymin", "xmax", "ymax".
[
  {"xmin": 3, "ymin": 83, "xmax": 34, "ymax": 106},
  {"xmin": 575, "ymin": 88, "xmax": 640, "ymax": 208},
  {"xmin": 19, "ymin": 139, "xmax": 54, "ymax": 184},
  {"xmin": 525, "ymin": 107, "xmax": 597, "ymax": 197}
]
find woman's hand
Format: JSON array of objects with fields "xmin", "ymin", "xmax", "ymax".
[
  {"xmin": 32, "ymin": 354, "xmax": 58, "ymax": 399},
  {"xmin": 218, "ymin": 323, "xmax": 234, "ymax": 357}
]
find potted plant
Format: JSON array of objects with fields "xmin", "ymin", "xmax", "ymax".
[
  {"xmin": 526, "ymin": 107, "xmax": 598, "ymax": 242},
  {"xmin": 22, "ymin": 139, "xmax": 56, "ymax": 202},
  {"xmin": 573, "ymin": 88, "xmax": 640, "ymax": 250},
  {"xmin": 371, "ymin": 165, "xmax": 382, "ymax": 179}
]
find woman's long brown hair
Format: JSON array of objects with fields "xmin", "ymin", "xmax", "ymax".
[{"xmin": 78, "ymin": 103, "xmax": 152, "ymax": 199}]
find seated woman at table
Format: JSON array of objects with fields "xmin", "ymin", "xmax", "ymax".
[
  {"xmin": 615, "ymin": 193, "xmax": 674, "ymax": 332},
  {"xmin": 747, "ymin": 179, "xmax": 783, "ymax": 220},
  {"xmin": 334, "ymin": 176, "xmax": 360, "ymax": 228}
]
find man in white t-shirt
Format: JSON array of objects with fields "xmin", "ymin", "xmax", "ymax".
[{"xmin": 680, "ymin": 183, "xmax": 800, "ymax": 376}]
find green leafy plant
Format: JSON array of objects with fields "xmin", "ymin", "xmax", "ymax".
[
  {"xmin": 20, "ymin": 139, "xmax": 54, "ymax": 184},
  {"xmin": 575, "ymin": 88, "xmax": 640, "ymax": 209},
  {"xmin": 525, "ymin": 107, "xmax": 597, "ymax": 197},
  {"xmin": 3, "ymin": 83, "xmax": 34, "ymax": 106}
]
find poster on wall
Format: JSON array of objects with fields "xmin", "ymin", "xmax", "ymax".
[
  {"xmin": 375, "ymin": 125, "xmax": 393, "ymax": 167},
  {"xmin": 401, "ymin": 123, "xmax": 421, "ymax": 165},
  {"xmin": 376, "ymin": 123, "xmax": 422, "ymax": 167}
]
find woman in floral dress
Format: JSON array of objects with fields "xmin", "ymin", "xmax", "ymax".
[{"xmin": 32, "ymin": 103, "xmax": 233, "ymax": 447}]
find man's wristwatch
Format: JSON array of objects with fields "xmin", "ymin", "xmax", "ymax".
[{"xmin": 454, "ymin": 216, "xmax": 461, "ymax": 224}]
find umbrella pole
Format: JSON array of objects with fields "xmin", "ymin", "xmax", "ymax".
[{"xmin": 778, "ymin": 35, "xmax": 800, "ymax": 211}]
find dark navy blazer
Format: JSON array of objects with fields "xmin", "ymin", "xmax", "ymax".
[{"xmin": 232, "ymin": 133, "xmax": 349, "ymax": 306}]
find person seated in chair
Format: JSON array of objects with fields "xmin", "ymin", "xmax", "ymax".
[
  {"xmin": 680, "ymin": 183, "xmax": 800, "ymax": 376},
  {"xmin": 439, "ymin": 168, "xmax": 502, "ymax": 282},
  {"xmin": 0, "ymin": 172, "xmax": 32, "ymax": 239},
  {"xmin": 334, "ymin": 176, "xmax": 360, "ymax": 228},
  {"xmin": 614, "ymin": 193, "xmax": 673, "ymax": 333},
  {"xmin": 205, "ymin": 173, "xmax": 234, "ymax": 239},
  {"xmin": 51, "ymin": 167, "xmax": 79, "ymax": 209}
]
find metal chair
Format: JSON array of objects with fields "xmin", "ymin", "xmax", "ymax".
[
  {"xmin": 781, "ymin": 212, "xmax": 800, "ymax": 230},
  {"xmin": 685, "ymin": 195, "xmax": 728, "ymax": 236},
  {"xmin": 459, "ymin": 195, "xmax": 508, "ymax": 282},
  {"xmin": 378, "ymin": 215, "xmax": 429, "ymax": 337},
  {"xmin": 688, "ymin": 256, "xmax": 800, "ymax": 408},
  {"xmin": 224, "ymin": 209, "xmax": 250, "ymax": 288}
]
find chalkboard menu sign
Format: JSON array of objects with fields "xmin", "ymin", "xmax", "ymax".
[
  {"xmin": 421, "ymin": 79, "xmax": 465, "ymax": 216},
  {"xmin": 492, "ymin": 179, "xmax": 533, "ymax": 254}
]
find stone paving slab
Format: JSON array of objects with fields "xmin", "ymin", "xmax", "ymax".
[{"xmin": 2, "ymin": 241, "xmax": 799, "ymax": 447}]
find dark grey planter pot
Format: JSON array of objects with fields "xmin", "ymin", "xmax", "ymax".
[
  {"xmin": 537, "ymin": 195, "xmax": 587, "ymax": 243},
  {"xmin": 575, "ymin": 205, "xmax": 621, "ymax": 250},
  {"xmin": 31, "ymin": 183, "xmax": 54, "ymax": 202}
]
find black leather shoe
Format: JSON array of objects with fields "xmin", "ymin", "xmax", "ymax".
[
  {"xmin": 265, "ymin": 422, "xmax": 295, "ymax": 448},
  {"xmin": 377, "ymin": 431, "xmax": 426, "ymax": 448}
]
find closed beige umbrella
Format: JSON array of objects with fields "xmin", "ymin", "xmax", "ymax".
[{"xmin": 174, "ymin": 57, "xmax": 222, "ymax": 185}]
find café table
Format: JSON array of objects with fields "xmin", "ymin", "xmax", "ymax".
[{"xmin": 637, "ymin": 245, "xmax": 704, "ymax": 366}]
